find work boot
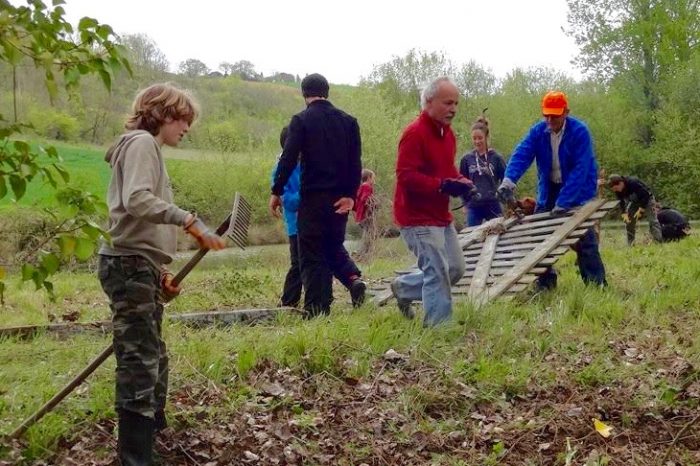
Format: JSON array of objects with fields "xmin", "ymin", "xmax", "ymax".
[
  {"xmin": 390, "ymin": 280, "xmax": 414, "ymax": 319},
  {"xmin": 154, "ymin": 409, "xmax": 167, "ymax": 433},
  {"xmin": 349, "ymin": 278, "xmax": 367, "ymax": 308},
  {"xmin": 118, "ymin": 410, "xmax": 154, "ymax": 466}
]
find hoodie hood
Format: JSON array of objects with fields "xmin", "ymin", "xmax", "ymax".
[
  {"xmin": 105, "ymin": 130, "xmax": 153, "ymax": 166},
  {"xmin": 99, "ymin": 129, "xmax": 189, "ymax": 267}
]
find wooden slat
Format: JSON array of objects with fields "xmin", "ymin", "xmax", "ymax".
[
  {"xmin": 456, "ymin": 282, "xmax": 529, "ymax": 296},
  {"xmin": 464, "ymin": 248, "xmax": 483, "ymax": 257},
  {"xmin": 496, "ymin": 225, "xmax": 592, "ymax": 247},
  {"xmin": 504, "ymin": 209, "xmax": 610, "ymax": 234},
  {"xmin": 491, "ymin": 257, "xmax": 558, "ymax": 268},
  {"xmin": 482, "ymin": 245, "xmax": 570, "ymax": 261},
  {"xmin": 463, "ymin": 266, "xmax": 548, "ymax": 278},
  {"xmin": 478, "ymin": 199, "xmax": 606, "ymax": 305},
  {"xmin": 493, "ymin": 238, "xmax": 579, "ymax": 252},
  {"xmin": 501, "ymin": 225, "xmax": 559, "ymax": 239},
  {"xmin": 468, "ymin": 244, "xmax": 573, "ymax": 259},
  {"xmin": 504, "ymin": 283, "xmax": 529, "ymax": 294},
  {"xmin": 458, "ymin": 216, "xmax": 523, "ymax": 249},
  {"xmin": 468, "ymin": 252, "xmax": 567, "ymax": 265},
  {"xmin": 506, "ymin": 216, "xmax": 569, "ymax": 232},
  {"xmin": 469, "ymin": 234, "xmax": 500, "ymax": 300},
  {"xmin": 502, "ymin": 220, "xmax": 595, "ymax": 239},
  {"xmin": 457, "ymin": 273, "xmax": 540, "ymax": 287}
]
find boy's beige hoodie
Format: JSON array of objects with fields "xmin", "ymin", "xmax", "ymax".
[{"xmin": 99, "ymin": 130, "xmax": 189, "ymax": 267}]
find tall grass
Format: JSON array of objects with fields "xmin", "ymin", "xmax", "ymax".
[{"xmin": 1, "ymin": 232, "xmax": 699, "ymax": 461}]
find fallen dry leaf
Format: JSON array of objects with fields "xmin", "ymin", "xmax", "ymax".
[{"xmin": 593, "ymin": 418, "xmax": 613, "ymax": 438}]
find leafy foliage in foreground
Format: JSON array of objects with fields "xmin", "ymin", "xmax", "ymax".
[{"xmin": 0, "ymin": 0, "xmax": 130, "ymax": 300}]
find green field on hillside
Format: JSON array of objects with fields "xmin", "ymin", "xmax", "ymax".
[
  {"xmin": 0, "ymin": 142, "xmax": 110, "ymax": 207},
  {"xmin": 0, "ymin": 141, "xmax": 224, "ymax": 207}
]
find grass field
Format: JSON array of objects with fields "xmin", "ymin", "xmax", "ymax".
[
  {"xmin": 0, "ymin": 140, "xmax": 283, "ymax": 248},
  {"xmin": 0, "ymin": 140, "xmax": 222, "ymax": 208},
  {"xmin": 1, "ymin": 230, "xmax": 699, "ymax": 465}
]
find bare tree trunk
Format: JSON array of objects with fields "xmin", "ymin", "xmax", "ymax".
[{"xmin": 12, "ymin": 65, "xmax": 18, "ymax": 123}]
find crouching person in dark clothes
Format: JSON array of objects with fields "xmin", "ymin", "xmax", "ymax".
[
  {"xmin": 98, "ymin": 83, "xmax": 226, "ymax": 465},
  {"xmin": 656, "ymin": 204, "xmax": 691, "ymax": 242},
  {"xmin": 269, "ymin": 73, "xmax": 366, "ymax": 318}
]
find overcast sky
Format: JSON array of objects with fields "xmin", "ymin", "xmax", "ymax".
[{"xmin": 63, "ymin": 0, "xmax": 581, "ymax": 85}]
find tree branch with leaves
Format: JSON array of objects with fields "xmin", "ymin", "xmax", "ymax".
[{"xmin": 0, "ymin": 0, "xmax": 132, "ymax": 303}]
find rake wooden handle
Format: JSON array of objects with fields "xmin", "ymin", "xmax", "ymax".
[
  {"xmin": 170, "ymin": 211, "xmax": 234, "ymax": 290},
  {"xmin": 8, "ymin": 196, "xmax": 249, "ymax": 439},
  {"xmin": 9, "ymin": 345, "xmax": 114, "ymax": 439}
]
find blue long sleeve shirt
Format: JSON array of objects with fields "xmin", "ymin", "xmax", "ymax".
[
  {"xmin": 271, "ymin": 159, "xmax": 301, "ymax": 236},
  {"xmin": 504, "ymin": 116, "xmax": 598, "ymax": 210}
]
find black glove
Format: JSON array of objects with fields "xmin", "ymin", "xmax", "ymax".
[
  {"xmin": 439, "ymin": 179, "xmax": 473, "ymax": 198},
  {"xmin": 496, "ymin": 185, "xmax": 516, "ymax": 205},
  {"xmin": 461, "ymin": 185, "xmax": 481, "ymax": 204},
  {"xmin": 550, "ymin": 205, "xmax": 568, "ymax": 217}
]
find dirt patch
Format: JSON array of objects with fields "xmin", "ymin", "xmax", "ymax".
[{"xmin": 9, "ymin": 355, "xmax": 700, "ymax": 465}]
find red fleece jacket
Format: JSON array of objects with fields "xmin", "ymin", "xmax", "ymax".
[{"xmin": 393, "ymin": 112, "xmax": 462, "ymax": 227}]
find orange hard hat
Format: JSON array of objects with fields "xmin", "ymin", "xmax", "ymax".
[{"xmin": 541, "ymin": 91, "xmax": 568, "ymax": 116}]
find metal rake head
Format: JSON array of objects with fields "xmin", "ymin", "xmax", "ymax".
[{"xmin": 223, "ymin": 193, "xmax": 251, "ymax": 249}]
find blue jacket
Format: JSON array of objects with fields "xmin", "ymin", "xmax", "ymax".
[
  {"xmin": 504, "ymin": 116, "xmax": 598, "ymax": 210},
  {"xmin": 271, "ymin": 159, "xmax": 301, "ymax": 236}
]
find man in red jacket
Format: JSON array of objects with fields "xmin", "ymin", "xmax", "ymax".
[{"xmin": 391, "ymin": 77, "xmax": 473, "ymax": 326}]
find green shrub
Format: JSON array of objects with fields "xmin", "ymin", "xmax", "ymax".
[
  {"xmin": 0, "ymin": 206, "xmax": 54, "ymax": 263},
  {"xmin": 27, "ymin": 107, "xmax": 79, "ymax": 141}
]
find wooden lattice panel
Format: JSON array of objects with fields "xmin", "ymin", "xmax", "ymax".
[{"xmin": 370, "ymin": 199, "xmax": 619, "ymax": 306}]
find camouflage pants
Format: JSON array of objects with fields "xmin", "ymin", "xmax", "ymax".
[{"xmin": 98, "ymin": 255, "xmax": 168, "ymax": 419}]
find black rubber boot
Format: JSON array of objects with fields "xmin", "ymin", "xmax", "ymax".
[
  {"xmin": 118, "ymin": 410, "xmax": 154, "ymax": 466},
  {"xmin": 154, "ymin": 409, "xmax": 167, "ymax": 433}
]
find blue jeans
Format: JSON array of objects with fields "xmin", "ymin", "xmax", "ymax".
[
  {"xmin": 536, "ymin": 182, "xmax": 606, "ymax": 288},
  {"xmin": 394, "ymin": 224, "xmax": 465, "ymax": 326},
  {"xmin": 467, "ymin": 201, "xmax": 502, "ymax": 227}
]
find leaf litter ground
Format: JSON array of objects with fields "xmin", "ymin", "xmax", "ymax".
[{"xmin": 6, "ymin": 345, "xmax": 699, "ymax": 466}]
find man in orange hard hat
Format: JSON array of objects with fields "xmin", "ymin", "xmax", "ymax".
[{"xmin": 497, "ymin": 91, "xmax": 607, "ymax": 289}]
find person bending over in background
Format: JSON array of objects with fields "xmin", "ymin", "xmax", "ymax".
[
  {"xmin": 269, "ymin": 73, "xmax": 366, "ymax": 318},
  {"xmin": 459, "ymin": 114, "xmax": 506, "ymax": 226},
  {"xmin": 98, "ymin": 83, "xmax": 225, "ymax": 465},
  {"xmin": 606, "ymin": 174, "xmax": 663, "ymax": 245},
  {"xmin": 655, "ymin": 204, "xmax": 691, "ymax": 242},
  {"xmin": 497, "ymin": 90, "xmax": 607, "ymax": 289},
  {"xmin": 391, "ymin": 77, "xmax": 471, "ymax": 327}
]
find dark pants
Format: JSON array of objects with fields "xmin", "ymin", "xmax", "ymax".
[
  {"xmin": 280, "ymin": 233, "xmax": 361, "ymax": 308},
  {"xmin": 280, "ymin": 235, "xmax": 303, "ymax": 307},
  {"xmin": 625, "ymin": 198, "xmax": 663, "ymax": 245},
  {"xmin": 536, "ymin": 183, "xmax": 607, "ymax": 289},
  {"xmin": 466, "ymin": 201, "xmax": 502, "ymax": 227},
  {"xmin": 297, "ymin": 192, "xmax": 361, "ymax": 316}
]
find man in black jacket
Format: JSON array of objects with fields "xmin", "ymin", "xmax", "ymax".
[
  {"xmin": 607, "ymin": 174, "xmax": 663, "ymax": 245},
  {"xmin": 269, "ymin": 73, "xmax": 365, "ymax": 317}
]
